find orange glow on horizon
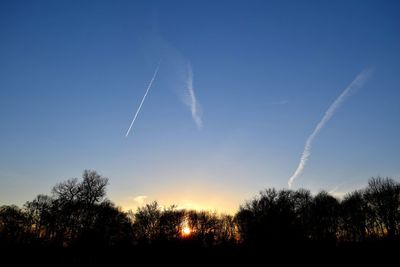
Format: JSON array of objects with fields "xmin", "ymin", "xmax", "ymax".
[
  {"xmin": 117, "ymin": 195, "xmax": 239, "ymax": 215},
  {"xmin": 112, "ymin": 171, "xmax": 244, "ymax": 214}
]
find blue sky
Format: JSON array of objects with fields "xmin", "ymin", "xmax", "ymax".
[{"xmin": 1, "ymin": 0, "xmax": 399, "ymax": 213}]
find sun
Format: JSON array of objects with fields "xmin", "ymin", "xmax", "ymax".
[
  {"xmin": 182, "ymin": 226, "xmax": 191, "ymax": 236},
  {"xmin": 180, "ymin": 217, "xmax": 192, "ymax": 237}
]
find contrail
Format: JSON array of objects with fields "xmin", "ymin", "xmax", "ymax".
[
  {"xmin": 185, "ymin": 62, "xmax": 202, "ymax": 129},
  {"xmin": 288, "ymin": 69, "xmax": 372, "ymax": 188},
  {"xmin": 125, "ymin": 61, "xmax": 161, "ymax": 137}
]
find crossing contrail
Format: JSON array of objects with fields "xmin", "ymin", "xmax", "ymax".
[
  {"xmin": 125, "ymin": 61, "xmax": 161, "ymax": 137},
  {"xmin": 288, "ymin": 69, "xmax": 372, "ymax": 188}
]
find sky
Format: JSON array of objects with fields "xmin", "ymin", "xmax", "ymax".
[{"xmin": 1, "ymin": 0, "xmax": 399, "ymax": 213}]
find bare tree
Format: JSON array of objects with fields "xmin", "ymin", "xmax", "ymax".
[
  {"xmin": 133, "ymin": 201, "xmax": 161, "ymax": 244},
  {"xmin": 79, "ymin": 170, "xmax": 108, "ymax": 207},
  {"xmin": 310, "ymin": 191, "xmax": 339, "ymax": 242},
  {"xmin": 364, "ymin": 177, "xmax": 400, "ymax": 239},
  {"xmin": 0, "ymin": 205, "xmax": 29, "ymax": 245},
  {"xmin": 52, "ymin": 178, "xmax": 80, "ymax": 204},
  {"xmin": 24, "ymin": 194, "xmax": 53, "ymax": 239},
  {"xmin": 340, "ymin": 190, "xmax": 368, "ymax": 242}
]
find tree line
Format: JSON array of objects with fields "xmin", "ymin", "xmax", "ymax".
[{"xmin": 1, "ymin": 170, "xmax": 399, "ymax": 250}]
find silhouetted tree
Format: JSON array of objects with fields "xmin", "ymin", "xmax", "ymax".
[
  {"xmin": 78, "ymin": 170, "xmax": 109, "ymax": 207},
  {"xmin": 24, "ymin": 170, "xmax": 114, "ymax": 246},
  {"xmin": 50, "ymin": 177, "xmax": 83, "ymax": 245},
  {"xmin": 364, "ymin": 177, "xmax": 400, "ymax": 240},
  {"xmin": 24, "ymin": 194, "xmax": 53, "ymax": 241},
  {"xmin": 339, "ymin": 190, "xmax": 368, "ymax": 242},
  {"xmin": 0, "ymin": 205, "xmax": 29, "ymax": 246},
  {"xmin": 81, "ymin": 200, "xmax": 134, "ymax": 247},
  {"xmin": 133, "ymin": 201, "xmax": 161, "ymax": 244},
  {"xmin": 310, "ymin": 191, "xmax": 339, "ymax": 243},
  {"xmin": 215, "ymin": 214, "xmax": 238, "ymax": 245},
  {"xmin": 292, "ymin": 189, "xmax": 313, "ymax": 240},
  {"xmin": 187, "ymin": 210, "xmax": 220, "ymax": 246},
  {"xmin": 158, "ymin": 205, "xmax": 185, "ymax": 242},
  {"xmin": 131, "ymin": 202, "xmax": 237, "ymax": 247},
  {"xmin": 236, "ymin": 188, "xmax": 302, "ymax": 245}
]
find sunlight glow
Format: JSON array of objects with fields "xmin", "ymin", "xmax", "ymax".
[
  {"xmin": 181, "ymin": 218, "xmax": 192, "ymax": 237},
  {"xmin": 182, "ymin": 226, "xmax": 191, "ymax": 236}
]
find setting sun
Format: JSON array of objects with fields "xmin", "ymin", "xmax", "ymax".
[
  {"xmin": 182, "ymin": 226, "xmax": 191, "ymax": 236},
  {"xmin": 181, "ymin": 218, "xmax": 192, "ymax": 237}
]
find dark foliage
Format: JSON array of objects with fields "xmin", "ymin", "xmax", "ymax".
[{"xmin": 1, "ymin": 171, "xmax": 399, "ymax": 262}]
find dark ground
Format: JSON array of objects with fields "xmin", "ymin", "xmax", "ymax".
[{"xmin": 2, "ymin": 241, "xmax": 399, "ymax": 266}]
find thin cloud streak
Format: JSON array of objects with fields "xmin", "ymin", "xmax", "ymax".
[
  {"xmin": 269, "ymin": 100, "xmax": 289, "ymax": 105},
  {"xmin": 125, "ymin": 61, "xmax": 161, "ymax": 137},
  {"xmin": 133, "ymin": 195, "xmax": 148, "ymax": 204},
  {"xmin": 185, "ymin": 62, "xmax": 203, "ymax": 129},
  {"xmin": 288, "ymin": 69, "xmax": 373, "ymax": 188},
  {"xmin": 328, "ymin": 182, "xmax": 348, "ymax": 198}
]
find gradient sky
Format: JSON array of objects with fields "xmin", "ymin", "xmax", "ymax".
[{"xmin": 1, "ymin": 0, "xmax": 399, "ymax": 213}]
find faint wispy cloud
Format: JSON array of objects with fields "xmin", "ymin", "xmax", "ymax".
[
  {"xmin": 328, "ymin": 182, "xmax": 348, "ymax": 199},
  {"xmin": 288, "ymin": 69, "xmax": 373, "ymax": 188},
  {"xmin": 329, "ymin": 191, "xmax": 347, "ymax": 199},
  {"xmin": 183, "ymin": 62, "xmax": 202, "ymax": 129},
  {"xmin": 268, "ymin": 100, "xmax": 288, "ymax": 105},
  {"xmin": 132, "ymin": 195, "xmax": 148, "ymax": 204},
  {"xmin": 140, "ymin": 22, "xmax": 203, "ymax": 130}
]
